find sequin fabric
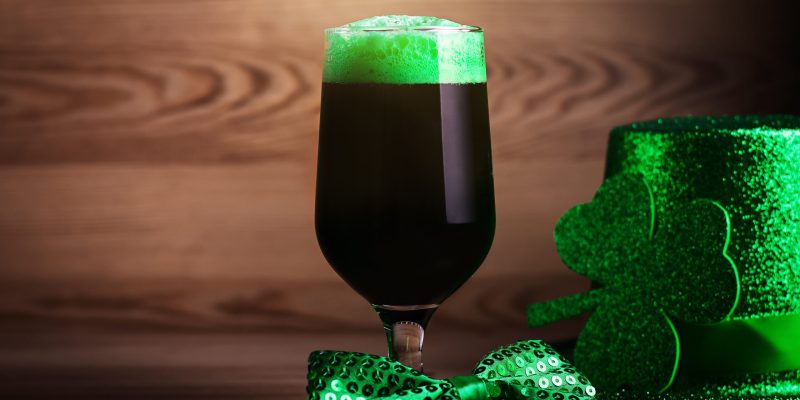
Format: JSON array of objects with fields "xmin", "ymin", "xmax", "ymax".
[{"xmin": 306, "ymin": 339, "xmax": 596, "ymax": 399}]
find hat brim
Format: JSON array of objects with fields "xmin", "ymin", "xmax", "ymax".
[{"xmin": 551, "ymin": 340, "xmax": 800, "ymax": 399}]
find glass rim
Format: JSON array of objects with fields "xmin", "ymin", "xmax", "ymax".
[{"xmin": 326, "ymin": 25, "xmax": 482, "ymax": 34}]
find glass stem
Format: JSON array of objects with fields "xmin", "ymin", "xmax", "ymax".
[
  {"xmin": 373, "ymin": 304, "xmax": 438, "ymax": 371},
  {"xmin": 390, "ymin": 321, "xmax": 424, "ymax": 370}
]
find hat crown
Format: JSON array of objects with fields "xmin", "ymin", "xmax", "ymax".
[{"xmin": 605, "ymin": 115, "xmax": 800, "ymax": 318}]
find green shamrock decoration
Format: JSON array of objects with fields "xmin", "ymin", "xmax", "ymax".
[{"xmin": 527, "ymin": 173, "xmax": 741, "ymax": 393}]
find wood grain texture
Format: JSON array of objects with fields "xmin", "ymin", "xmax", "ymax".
[
  {"xmin": 1, "ymin": 1, "xmax": 798, "ymax": 164},
  {"xmin": 0, "ymin": 274, "xmax": 588, "ymax": 334},
  {"xmin": 0, "ymin": 1, "xmax": 797, "ymax": 398},
  {"xmin": 0, "ymin": 0, "xmax": 799, "ymax": 334}
]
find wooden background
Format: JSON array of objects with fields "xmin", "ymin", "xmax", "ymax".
[{"xmin": 0, "ymin": 0, "xmax": 798, "ymax": 398}]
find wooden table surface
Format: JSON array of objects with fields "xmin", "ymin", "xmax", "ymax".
[
  {"xmin": 0, "ymin": 275, "xmax": 586, "ymax": 398},
  {"xmin": 0, "ymin": 327, "xmax": 583, "ymax": 399}
]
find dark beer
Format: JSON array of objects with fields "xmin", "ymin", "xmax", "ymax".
[
  {"xmin": 316, "ymin": 81, "xmax": 495, "ymax": 305},
  {"xmin": 316, "ymin": 15, "xmax": 493, "ymax": 369}
]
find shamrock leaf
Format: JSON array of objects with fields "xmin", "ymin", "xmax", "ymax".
[
  {"xmin": 528, "ymin": 173, "xmax": 740, "ymax": 393},
  {"xmin": 554, "ymin": 174, "xmax": 654, "ymax": 283}
]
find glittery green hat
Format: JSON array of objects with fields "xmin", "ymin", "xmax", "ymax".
[{"xmin": 528, "ymin": 115, "xmax": 800, "ymax": 399}]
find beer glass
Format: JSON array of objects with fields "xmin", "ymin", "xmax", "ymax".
[{"xmin": 315, "ymin": 15, "xmax": 495, "ymax": 370}]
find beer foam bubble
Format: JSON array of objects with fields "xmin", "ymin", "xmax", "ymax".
[{"xmin": 324, "ymin": 16, "xmax": 486, "ymax": 84}]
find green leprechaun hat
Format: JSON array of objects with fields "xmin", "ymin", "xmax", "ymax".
[{"xmin": 528, "ymin": 115, "xmax": 800, "ymax": 398}]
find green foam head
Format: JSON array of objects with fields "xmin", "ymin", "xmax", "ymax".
[{"xmin": 323, "ymin": 16, "xmax": 486, "ymax": 84}]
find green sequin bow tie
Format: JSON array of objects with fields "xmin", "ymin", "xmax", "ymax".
[{"xmin": 307, "ymin": 339, "xmax": 597, "ymax": 400}]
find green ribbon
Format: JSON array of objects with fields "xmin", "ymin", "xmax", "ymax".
[
  {"xmin": 527, "ymin": 292, "xmax": 800, "ymax": 390},
  {"xmin": 525, "ymin": 290, "xmax": 800, "ymax": 380},
  {"xmin": 447, "ymin": 375, "xmax": 491, "ymax": 400},
  {"xmin": 306, "ymin": 339, "xmax": 597, "ymax": 399},
  {"xmin": 677, "ymin": 312, "xmax": 800, "ymax": 378}
]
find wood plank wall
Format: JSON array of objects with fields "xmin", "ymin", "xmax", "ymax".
[{"xmin": 0, "ymin": 0, "xmax": 798, "ymax": 335}]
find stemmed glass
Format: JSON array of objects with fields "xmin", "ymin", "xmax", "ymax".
[{"xmin": 315, "ymin": 15, "xmax": 495, "ymax": 370}]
